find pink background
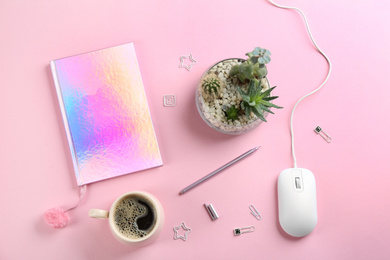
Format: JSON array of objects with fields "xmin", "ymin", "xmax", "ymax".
[{"xmin": 1, "ymin": 0, "xmax": 389, "ymax": 259}]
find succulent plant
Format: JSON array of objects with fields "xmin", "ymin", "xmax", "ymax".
[
  {"xmin": 229, "ymin": 47, "xmax": 271, "ymax": 84},
  {"xmin": 247, "ymin": 47, "xmax": 271, "ymax": 64},
  {"xmin": 224, "ymin": 105, "xmax": 240, "ymax": 121},
  {"xmin": 201, "ymin": 74, "xmax": 222, "ymax": 96},
  {"xmin": 237, "ymin": 78, "xmax": 282, "ymax": 122}
]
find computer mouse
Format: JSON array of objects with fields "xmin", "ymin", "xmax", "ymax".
[{"xmin": 278, "ymin": 168, "xmax": 317, "ymax": 237}]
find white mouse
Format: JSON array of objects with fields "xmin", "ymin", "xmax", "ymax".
[{"xmin": 278, "ymin": 168, "xmax": 317, "ymax": 237}]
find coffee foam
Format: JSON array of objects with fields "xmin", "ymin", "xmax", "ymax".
[{"xmin": 113, "ymin": 195, "xmax": 155, "ymax": 239}]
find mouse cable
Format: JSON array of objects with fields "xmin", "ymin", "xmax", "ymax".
[{"xmin": 267, "ymin": 0, "xmax": 332, "ymax": 168}]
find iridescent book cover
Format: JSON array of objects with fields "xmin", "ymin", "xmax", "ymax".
[{"xmin": 50, "ymin": 43, "xmax": 163, "ymax": 186}]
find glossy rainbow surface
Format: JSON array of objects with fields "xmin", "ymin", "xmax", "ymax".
[{"xmin": 53, "ymin": 43, "xmax": 162, "ymax": 185}]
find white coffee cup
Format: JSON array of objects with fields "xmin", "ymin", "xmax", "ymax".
[{"xmin": 89, "ymin": 191, "xmax": 164, "ymax": 247}]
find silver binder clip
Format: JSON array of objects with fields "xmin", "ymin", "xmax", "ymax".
[
  {"xmin": 233, "ymin": 226, "xmax": 255, "ymax": 236},
  {"xmin": 314, "ymin": 126, "xmax": 332, "ymax": 143},
  {"xmin": 249, "ymin": 204, "xmax": 262, "ymax": 221}
]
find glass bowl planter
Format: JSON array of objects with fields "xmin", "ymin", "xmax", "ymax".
[{"xmin": 196, "ymin": 58, "xmax": 270, "ymax": 135}]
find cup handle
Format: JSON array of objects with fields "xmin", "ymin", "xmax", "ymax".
[{"xmin": 89, "ymin": 209, "xmax": 109, "ymax": 219}]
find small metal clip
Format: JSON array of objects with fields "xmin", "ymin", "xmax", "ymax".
[
  {"xmin": 249, "ymin": 204, "xmax": 262, "ymax": 221},
  {"xmin": 178, "ymin": 53, "xmax": 197, "ymax": 71},
  {"xmin": 234, "ymin": 226, "xmax": 255, "ymax": 236},
  {"xmin": 204, "ymin": 203, "xmax": 219, "ymax": 221},
  {"xmin": 173, "ymin": 222, "xmax": 191, "ymax": 241},
  {"xmin": 163, "ymin": 95, "xmax": 176, "ymax": 107},
  {"xmin": 314, "ymin": 126, "xmax": 332, "ymax": 143}
]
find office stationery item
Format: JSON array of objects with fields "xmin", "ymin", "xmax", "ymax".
[
  {"xmin": 89, "ymin": 191, "xmax": 164, "ymax": 247},
  {"xmin": 179, "ymin": 53, "xmax": 197, "ymax": 71},
  {"xmin": 173, "ymin": 222, "xmax": 192, "ymax": 241},
  {"xmin": 179, "ymin": 146, "xmax": 260, "ymax": 195},
  {"xmin": 163, "ymin": 95, "xmax": 176, "ymax": 107},
  {"xmin": 249, "ymin": 204, "xmax": 262, "ymax": 221},
  {"xmin": 44, "ymin": 185, "xmax": 87, "ymax": 229},
  {"xmin": 233, "ymin": 226, "xmax": 255, "ymax": 236},
  {"xmin": 44, "ymin": 208, "xmax": 70, "ymax": 229},
  {"xmin": 278, "ymin": 168, "xmax": 317, "ymax": 237},
  {"xmin": 314, "ymin": 126, "xmax": 332, "ymax": 143},
  {"xmin": 268, "ymin": 0, "xmax": 332, "ymax": 237},
  {"xmin": 50, "ymin": 43, "xmax": 163, "ymax": 186},
  {"xmin": 204, "ymin": 203, "xmax": 219, "ymax": 221}
]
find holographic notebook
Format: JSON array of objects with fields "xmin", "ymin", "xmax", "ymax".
[{"xmin": 50, "ymin": 43, "xmax": 163, "ymax": 186}]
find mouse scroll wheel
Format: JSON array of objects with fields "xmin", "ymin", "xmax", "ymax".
[{"xmin": 295, "ymin": 177, "xmax": 302, "ymax": 189}]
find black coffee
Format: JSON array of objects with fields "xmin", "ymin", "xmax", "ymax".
[{"xmin": 114, "ymin": 196, "xmax": 156, "ymax": 239}]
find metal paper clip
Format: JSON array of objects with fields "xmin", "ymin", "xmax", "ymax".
[
  {"xmin": 163, "ymin": 95, "xmax": 176, "ymax": 107},
  {"xmin": 314, "ymin": 126, "xmax": 332, "ymax": 143},
  {"xmin": 173, "ymin": 222, "xmax": 191, "ymax": 241},
  {"xmin": 204, "ymin": 203, "xmax": 219, "ymax": 221},
  {"xmin": 249, "ymin": 204, "xmax": 262, "ymax": 221},
  {"xmin": 178, "ymin": 53, "xmax": 197, "ymax": 71},
  {"xmin": 234, "ymin": 226, "xmax": 255, "ymax": 236}
]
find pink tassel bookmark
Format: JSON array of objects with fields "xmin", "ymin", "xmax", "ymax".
[{"xmin": 44, "ymin": 185, "xmax": 87, "ymax": 229}]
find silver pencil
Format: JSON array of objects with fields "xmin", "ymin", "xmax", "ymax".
[{"xmin": 179, "ymin": 146, "xmax": 260, "ymax": 195}]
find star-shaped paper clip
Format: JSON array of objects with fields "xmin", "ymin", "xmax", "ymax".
[
  {"xmin": 179, "ymin": 53, "xmax": 197, "ymax": 71},
  {"xmin": 173, "ymin": 222, "xmax": 191, "ymax": 241}
]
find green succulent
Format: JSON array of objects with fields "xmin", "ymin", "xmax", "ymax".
[
  {"xmin": 247, "ymin": 47, "xmax": 271, "ymax": 64},
  {"xmin": 224, "ymin": 105, "xmax": 240, "ymax": 121},
  {"xmin": 202, "ymin": 74, "xmax": 222, "ymax": 96},
  {"xmin": 237, "ymin": 79, "xmax": 282, "ymax": 122},
  {"xmin": 229, "ymin": 47, "xmax": 271, "ymax": 84}
]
